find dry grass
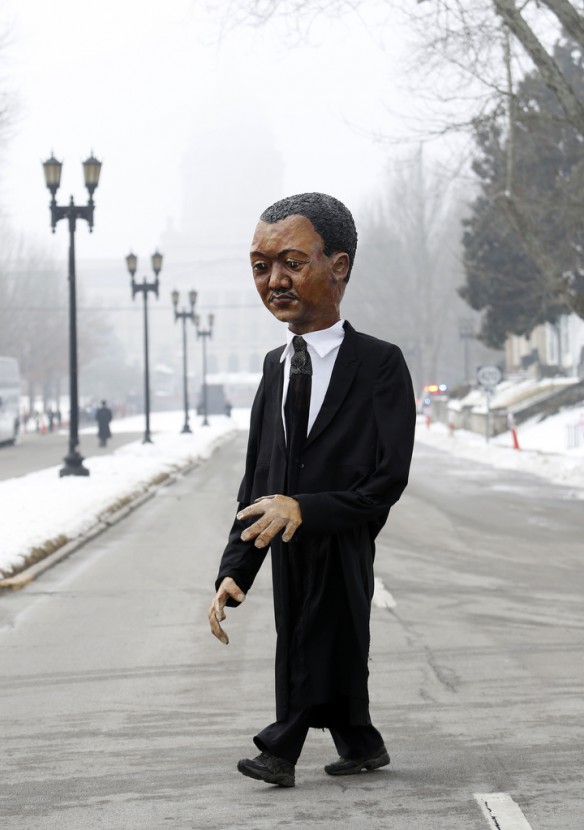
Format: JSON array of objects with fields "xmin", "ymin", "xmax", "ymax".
[{"xmin": 1, "ymin": 534, "xmax": 70, "ymax": 579}]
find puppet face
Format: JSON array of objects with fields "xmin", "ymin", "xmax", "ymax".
[{"xmin": 250, "ymin": 215, "xmax": 349, "ymax": 335}]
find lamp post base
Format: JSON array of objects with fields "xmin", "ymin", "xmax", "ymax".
[
  {"xmin": 59, "ymin": 451, "xmax": 90, "ymax": 477},
  {"xmin": 181, "ymin": 423, "xmax": 192, "ymax": 434},
  {"xmin": 143, "ymin": 435, "xmax": 153, "ymax": 444}
]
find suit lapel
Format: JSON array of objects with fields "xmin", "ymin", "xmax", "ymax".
[
  {"xmin": 265, "ymin": 347, "xmax": 286, "ymax": 455},
  {"xmin": 304, "ymin": 321, "xmax": 360, "ymax": 449}
]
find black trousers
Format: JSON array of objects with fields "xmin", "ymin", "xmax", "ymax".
[{"xmin": 253, "ymin": 708, "xmax": 385, "ymax": 765}]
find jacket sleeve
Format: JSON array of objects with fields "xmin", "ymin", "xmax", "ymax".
[
  {"xmin": 294, "ymin": 346, "xmax": 416, "ymax": 535},
  {"xmin": 214, "ymin": 371, "xmax": 269, "ymax": 605}
]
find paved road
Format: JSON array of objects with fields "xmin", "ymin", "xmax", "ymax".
[
  {"xmin": 0, "ymin": 433, "xmax": 582, "ymax": 829},
  {"xmin": 0, "ymin": 429, "xmax": 144, "ymax": 481}
]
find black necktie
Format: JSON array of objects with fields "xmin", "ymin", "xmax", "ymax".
[{"xmin": 285, "ymin": 335, "xmax": 312, "ymax": 495}]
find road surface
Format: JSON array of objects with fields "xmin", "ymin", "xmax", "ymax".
[{"xmin": 0, "ymin": 433, "xmax": 582, "ymax": 829}]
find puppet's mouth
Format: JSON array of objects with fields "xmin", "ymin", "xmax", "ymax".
[{"xmin": 270, "ymin": 292, "xmax": 297, "ymax": 304}]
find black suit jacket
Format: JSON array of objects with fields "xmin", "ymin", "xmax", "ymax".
[{"xmin": 216, "ymin": 321, "xmax": 416, "ymax": 722}]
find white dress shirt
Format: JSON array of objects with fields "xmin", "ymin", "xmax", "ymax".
[{"xmin": 280, "ymin": 319, "xmax": 345, "ymax": 438}]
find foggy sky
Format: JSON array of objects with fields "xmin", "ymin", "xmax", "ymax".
[{"xmin": 1, "ymin": 0, "xmax": 417, "ymax": 264}]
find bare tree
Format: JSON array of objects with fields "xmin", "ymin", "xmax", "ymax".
[
  {"xmin": 0, "ymin": 231, "xmax": 112, "ymax": 410},
  {"xmin": 492, "ymin": 0, "xmax": 584, "ymax": 135},
  {"xmin": 0, "ymin": 20, "xmax": 19, "ymax": 161},
  {"xmin": 0, "ymin": 234, "xmax": 66, "ymax": 408},
  {"xmin": 203, "ymin": 0, "xmax": 584, "ymax": 322},
  {"xmin": 206, "ymin": 0, "xmax": 584, "ymax": 135},
  {"xmin": 343, "ymin": 148, "xmax": 483, "ymax": 391}
]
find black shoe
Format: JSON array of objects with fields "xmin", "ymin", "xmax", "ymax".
[
  {"xmin": 324, "ymin": 748, "xmax": 390, "ymax": 776},
  {"xmin": 237, "ymin": 751, "xmax": 295, "ymax": 787}
]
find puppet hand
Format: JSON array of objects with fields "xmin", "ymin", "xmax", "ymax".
[
  {"xmin": 238, "ymin": 494, "xmax": 302, "ymax": 548},
  {"xmin": 208, "ymin": 577, "xmax": 245, "ymax": 645}
]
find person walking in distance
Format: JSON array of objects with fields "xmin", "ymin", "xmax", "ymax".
[
  {"xmin": 208, "ymin": 193, "xmax": 416, "ymax": 788},
  {"xmin": 96, "ymin": 400, "xmax": 113, "ymax": 448}
]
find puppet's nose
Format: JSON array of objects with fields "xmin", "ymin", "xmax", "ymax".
[{"xmin": 268, "ymin": 263, "xmax": 292, "ymax": 288}]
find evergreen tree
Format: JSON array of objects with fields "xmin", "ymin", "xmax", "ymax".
[{"xmin": 461, "ymin": 38, "xmax": 584, "ymax": 348}]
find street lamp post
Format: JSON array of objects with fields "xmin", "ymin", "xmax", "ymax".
[
  {"xmin": 171, "ymin": 289, "xmax": 197, "ymax": 434},
  {"xmin": 43, "ymin": 152, "xmax": 102, "ymax": 478},
  {"xmin": 126, "ymin": 251, "xmax": 163, "ymax": 443},
  {"xmin": 458, "ymin": 319, "xmax": 476, "ymax": 383},
  {"xmin": 195, "ymin": 313, "xmax": 214, "ymax": 427}
]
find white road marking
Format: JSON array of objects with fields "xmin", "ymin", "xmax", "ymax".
[
  {"xmin": 373, "ymin": 577, "xmax": 396, "ymax": 609},
  {"xmin": 475, "ymin": 792, "xmax": 534, "ymax": 830}
]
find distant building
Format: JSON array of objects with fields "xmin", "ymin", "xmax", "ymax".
[
  {"xmin": 77, "ymin": 131, "xmax": 287, "ymax": 408},
  {"xmin": 505, "ymin": 313, "xmax": 584, "ymax": 379}
]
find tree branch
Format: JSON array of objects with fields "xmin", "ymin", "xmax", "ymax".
[
  {"xmin": 493, "ymin": 0, "xmax": 584, "ymax": 136},
  {"xmin": 539, "ymin": 0, "xmax": 584, "ymax": 50}
]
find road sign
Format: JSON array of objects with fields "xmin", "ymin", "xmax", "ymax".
[{"xmin": 477, "ymin": 365, "xmax": 502, "ymax": 389}]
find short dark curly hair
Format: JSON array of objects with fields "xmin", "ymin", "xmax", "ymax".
[{"xmin": 259, "ymin": 192, "xmax": 358, "ymax": 281}]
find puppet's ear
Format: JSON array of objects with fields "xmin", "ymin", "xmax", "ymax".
[{"xmin": 330, "ymin": 251, "xmax": 350, "ymax": 282}]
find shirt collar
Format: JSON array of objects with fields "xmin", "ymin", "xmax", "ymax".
[{"xmin": 280, "ymin": 319, "xmax": 345, "ymax": 363}]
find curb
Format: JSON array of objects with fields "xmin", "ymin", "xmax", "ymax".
[{"xmin": 0, "ymin": 458, "xmax": 201, "ymax": 591}]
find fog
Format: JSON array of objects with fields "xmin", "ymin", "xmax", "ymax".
[
  {"xmin": 2, "ymin": 0, "xmax": 415, "ymax": 258},
  {"xmin": 0, "ymin": 0, "xmax": 485, "ymax": 411}
]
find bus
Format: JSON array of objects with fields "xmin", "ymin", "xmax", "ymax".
[{"xmin": 0, "ymin": 357, "xmax": 20, "ymax": 445}]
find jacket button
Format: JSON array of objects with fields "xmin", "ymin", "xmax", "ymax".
[{"xmin": 299, "ymin": 462, "xmax": 305, "ymax": 469}]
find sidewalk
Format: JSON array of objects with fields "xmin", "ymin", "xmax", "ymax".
[{"xmin": 0, "ymin": 411, "xmax": 249, "ymax": 585}]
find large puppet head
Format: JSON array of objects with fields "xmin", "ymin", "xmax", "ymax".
[{"xmin": 259, "ymin": 192, "xmax": 357, "ymax": 281}]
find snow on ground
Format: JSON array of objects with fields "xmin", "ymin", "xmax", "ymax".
[
  {"xmin": 415, "ymin": 403, "xmax": 584, "ymax": 493},
  {"xmin": 447, "ymin": 376, "xmax": 578, "ymax": 415},
  {"xmin": 1, "ymin": 400, "xmax": 582, "ymax": 579},
  {"xmin": 503, "ymin": 406, "xmax": 584, "ymax": 455},
  {"xmin": 0, "ymin": 411, "xmax": 250, "ymax": 577}
]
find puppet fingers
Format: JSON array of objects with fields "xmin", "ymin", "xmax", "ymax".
[
  {"xmin": 237, "ymin": 498, "xmax": 274, "ymax": 521},
  {"xmin": 208, "ymin": 599, "xmax": 229, "ymax": 645},
  {"xmin": 240, "ymin": 513, "xmax": 273, "ymax": 543},
  {"xmin": 281, "ymin": 518, "xmax": 302, "ymax": 543},
  {"xmin": 252, "ymin": 518, "xmax": 288, "ymax": 548}
]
